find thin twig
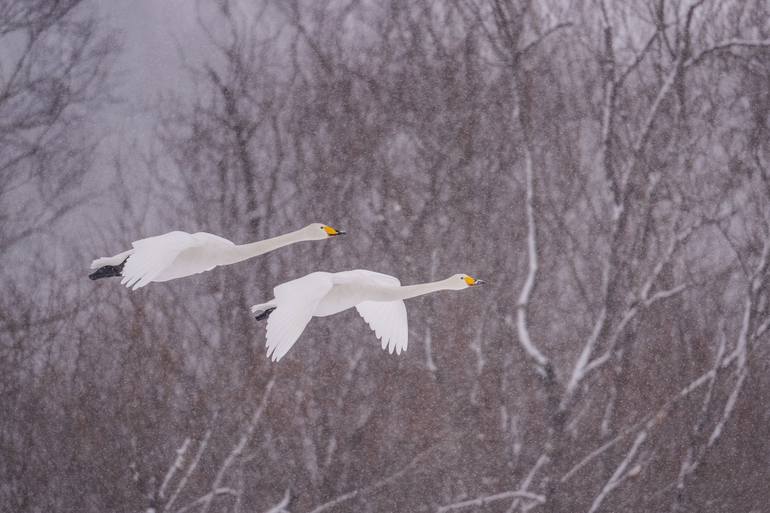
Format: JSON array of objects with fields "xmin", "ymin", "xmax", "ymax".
[{"xmin": 438, "ymin": 490, "xmax": 545, "ymax": 513}]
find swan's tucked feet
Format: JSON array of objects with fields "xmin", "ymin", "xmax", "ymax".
[
  {"xmin": 254, "ymin": 307, "xmax": 276, "ymax": 321},
  {"xmin": 89, "ymin": 258, "xmax": 128, "ymax": 280}
]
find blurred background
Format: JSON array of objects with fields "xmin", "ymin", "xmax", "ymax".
[{"xmin": 2, "ymin": 1, "xmax": 770, "ymax": 512}]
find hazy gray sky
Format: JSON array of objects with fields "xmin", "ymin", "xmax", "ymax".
[
  {"xmin": 106, "ymin": 0, "xmax": 201, "ymax": 106},
  {"xmin": 89, "ymin": 0, "xmax": 214, "ymax": 191}
]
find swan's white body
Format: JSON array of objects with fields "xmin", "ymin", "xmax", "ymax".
[
  {"xmin": 90, "ymin": 223, "xmax": 343, "ymax": 290},
  {"xmin": 251, "ymin": 270, "xmax": 483, "ymax": 362}
]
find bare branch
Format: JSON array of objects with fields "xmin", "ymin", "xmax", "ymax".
[
  {"xmin": 159, "ymin": 438, "xmax": 191, "ymax": 500},
  {"xmin": 175, "ymin": 488, "xmax": 239, "ymax": 513},
  {"xmin": 264, "ymin": 488, "xmax": 291, "ymax": 513},
  {"xmin": 197, "ymin": 378, "xmax": 275, "ymax": 513},
  {"xmin": 617, "ymin": 29, "xmax": 660, "ymax": 85},
  {"xmin": 305, "ymin": 445, "xmax": 438, "ymax": 513},
  {"xmin": 686, "ymin": 38, "xmax": 770, "ymax": 68},
  {"xmin": 586, "ymin": 430, "xmax": 646, "ymax": 513},
  {"xmin": 164, "ymin": 428, "xmax": 213, "ymax": 513},
  {"xmin": 505, "ymin": 453, "xmax": 548, "ymax": 513},
  {"xmin": 515, "ymin": 124, "xmax": 551, "ymax": 375},
  {"xmin": 567, "ymin": 217, "xmax": 694, "ymax": 395},
  {"xmin": 519, "ymin": 22, "xmax": 573, "ymax": 56},
  {"xmin": 437, "ymin": 490, "xmax": 545, "ymax": 513}
]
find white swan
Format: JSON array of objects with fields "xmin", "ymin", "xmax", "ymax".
[
  {"xmin": 89, "ymin": 223, "xmax": 345, "ymax": 290},
  {"xmin": 250, "ymin": 270, "xmax": 485, "ymax": 361}
]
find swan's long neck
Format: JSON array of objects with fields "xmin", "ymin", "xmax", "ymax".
[
  {"xmin": 223, "ymin": 229, "xmax": 310, "ymax": 265},
  {"xmin": 375, "ymin": 278, "xmax": 455, "ymax": 302}
]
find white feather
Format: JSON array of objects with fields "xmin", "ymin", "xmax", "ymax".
[
  {"xmin": 120, "ymin": 231, "xmax": 200, "ymax": 290},
  {"xmin": 264, "ymin": 273, "xmax": 333, "ymax": 362},
  {"xmin": 88, "ymin": 223, "xmax": 343, "ymax": 290},
  {"xmin": 356, "ymin": 300, "xmax": 408, "ymax": 355},
  {"xmin": 252, "ymin": 269, "xmax": 479, "ymax": 361}
]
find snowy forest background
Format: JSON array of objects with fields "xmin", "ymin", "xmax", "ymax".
[{"xmin": 2, "ymin": 0, "xmax": 770, "ymax": 512}]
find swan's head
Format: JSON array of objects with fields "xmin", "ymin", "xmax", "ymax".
[
  {"xmin": 449, "ymin": 274, "xmax": 486, "ymax": 290},
  {"xmin": 306, "ymin": 223, "xmax": 346, "ymax": 240}
]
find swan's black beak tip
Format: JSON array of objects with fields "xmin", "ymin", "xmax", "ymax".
[
  {"xmin": 331, "ymin": 230, "xmax": 346, "ymax": 236},
  {"xmin": 474, "ymin": 279, "xmax": 487, "ymax": 286}
]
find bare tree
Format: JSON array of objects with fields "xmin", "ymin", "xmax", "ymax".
[
  {"xmin": 0, "ymin": 1, "xmax": 115, "ymax": 510},
  {"xmin": 4, "ymin": 0, "xmax": 770, "ymax": 512}
]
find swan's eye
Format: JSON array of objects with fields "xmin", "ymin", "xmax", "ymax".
[{"xmin": 320, "ymin": 226, "xmax": 324, "ymax": 230}]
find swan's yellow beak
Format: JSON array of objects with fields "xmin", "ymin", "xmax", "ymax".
[
  {"xmin": 465, "ymin": 275, "xmax": 486, "ymax": 286},
  {"xmin": 323, "ymin": 225, "xmax": 345, "ymax": 236}
]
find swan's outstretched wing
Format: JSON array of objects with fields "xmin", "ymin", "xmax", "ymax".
[
  {"xmin": 356, "ymin": 299, "xmax": 408, "ymax": 354},
  {"xmin": 120, "ymin": 231, "xmax": 200, "ymax": 290},
  {"xmin": 339, "ymin": 270, "xmax": 409, "ymax": 355},
  {"xmin": 265, "ymin": 272, "xmax": 333, "ymax": 362}
]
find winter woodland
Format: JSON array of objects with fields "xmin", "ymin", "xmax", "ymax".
[{"xmin": 2, "ymin": 0, "xmax": 770, "ymax": 512}]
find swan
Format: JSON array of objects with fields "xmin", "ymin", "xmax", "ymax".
[
  {"xmin": 250, "ymin": 270, "xmax": 485, "ymax": 361},
  {"xmin": 88, "ymin": 223, "xmax": 345, "ymax": 290}
]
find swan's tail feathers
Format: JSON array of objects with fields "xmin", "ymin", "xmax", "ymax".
[
  {"xmin": 251, "ymin": 301, "xmax": 277, "ymax": 321},
  {"xmin": 90, "ymin": 249, "xmax": 133, "ymax": 269},
  {"xmin": 89, "ymin": 257, "xmax": 129, "ymax": 281}
]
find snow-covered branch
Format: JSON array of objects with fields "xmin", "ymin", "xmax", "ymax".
[
  {"xmin": 437, "ymin": 490, "xmax": 545, "ymax": 513},
  {"xmin": 174, "ymin": 489, "xmax": 239, "ymax": 513},
  {"xmin": 436, "ymin": 454, "xmax": 549, "ymax": 513},
  {"xmin": 664, "ymin": 233, "xmax": 770, "ymax": 506},
  {"xmin": 564, "ymin": 306, "xmax": 606, "ymax": 399},
  {"xmin": 164, "ymin": 428, "xmax": 213, "ymax": 513},
  {"xmin": 165, "ymin": 379, "xmax": 275, "ymax": 513},
  {"xmin": 197, "ymin": 378, "xmax": 275, "ymax": 513},
  {"xmin": 702, "ymin": 239, "xmax": 769, "ymax": 448},
  {"xmin": 563, "ymin": 320, "xmax": 736, "ymax": 491},
  {"xmin": 586, "ymin": 430, "xmax": 646, "ymax": 513},
  {"xmin": 504, "ymin": 453, "xmax": 548, "ymax": 513},
  {"xmin": 515, "ymin": 121, "xmax": 551, "ymax": 376},
  {"xmin": 159, "ymin": 438, "xmax": 191, "ymax": 500},
  {"xmin": 263, "ymin": 488, "xmax": 291, "ymax": 513},
  {"xmin": 307, "ymin": 446, "xmax": 436, "ymax": 513},
  {"xmin": 723, "ymin": 237, "xmax": 770, "ymax": 367},
  {"xmin": 566, "ymin": 213, "xmax": 694, "ymax": 400}
]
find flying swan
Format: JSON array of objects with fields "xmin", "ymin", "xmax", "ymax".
[
  {"xmin": 89, "ymin": 223, "xmax": 345, "ymax": 290},
  {"xmin": 250, "ymin": 270, "xmax": 485, "ymax": 361}
]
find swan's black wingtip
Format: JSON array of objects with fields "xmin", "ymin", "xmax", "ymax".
[
  {"xmin": 254, "ymin": 307, "xmax": 276, "ymax": 322},
  {"xmin": 89, "ymin": 266, "xmax": 120, "ymax": 280},
  {"xmin": 88, "ymin": 258, "xmax": 128, "ymax": 281}
]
